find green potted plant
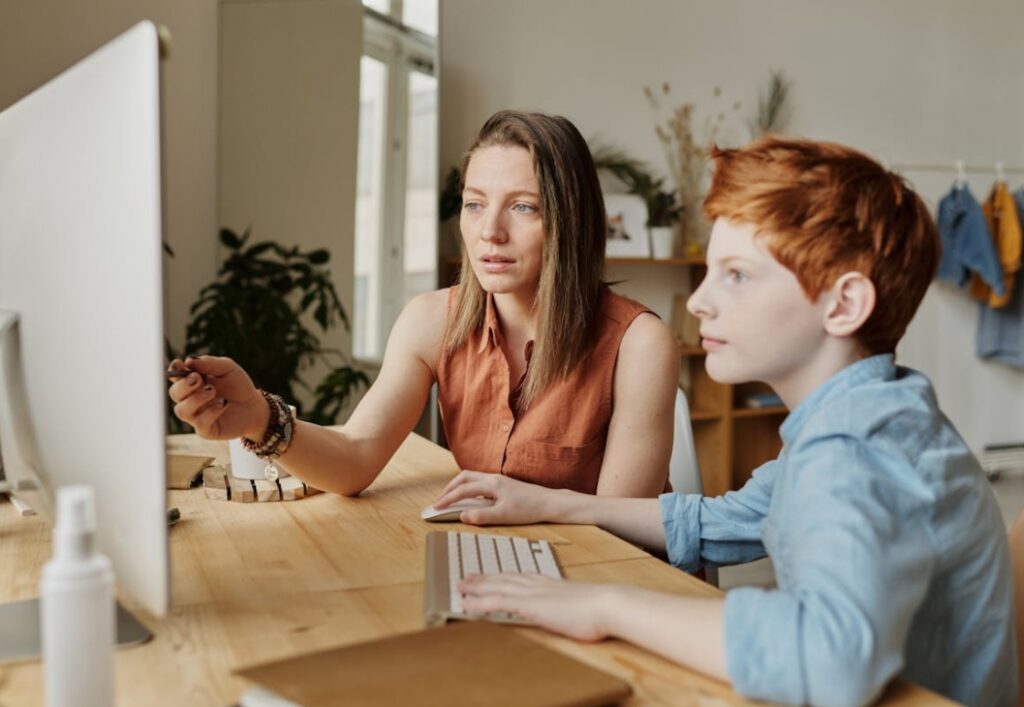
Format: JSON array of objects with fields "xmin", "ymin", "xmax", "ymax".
[{"xmin": 167, "ymin": 227, "xmax": 368, "ymax": 431}]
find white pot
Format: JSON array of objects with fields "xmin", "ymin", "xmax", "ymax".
[{"xmin": 649, "ymin": 226, "xmax": 675, "ymax": 259}]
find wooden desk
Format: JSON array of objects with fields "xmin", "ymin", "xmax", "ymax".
[{"xmin": 0, "ymin": 433, "xmax": 951, "ymax": 706}]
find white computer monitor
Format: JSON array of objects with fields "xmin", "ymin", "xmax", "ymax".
[{"xmin": 0, "ymin": 21, "xmax": 169, "ymax": 619}]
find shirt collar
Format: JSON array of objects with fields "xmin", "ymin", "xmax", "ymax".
[
  {"xmin": 779, "ymin": 353, "xmax": 896, "ymax": 444},
  {"xmin": 478, "ymin": 292, "xmax": 502, "ymax": 354},
  {"xmin": 477, "ymin": 293, "xmax": 536, "ymax": 364}
]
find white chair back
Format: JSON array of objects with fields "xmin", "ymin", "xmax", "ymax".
[{"xmin": 669, "ymin": 388, "xmax": 703, "ymax": 495}]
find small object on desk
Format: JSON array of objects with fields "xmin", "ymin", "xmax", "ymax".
[
  {"xmin": 202, "ymin": 466, "xmax": 320, "ymax": 503},
  {"xmin": 41, "ymin": 486, "xmax": 115, "ymax": 707},
  {"xmin": 235, "ymin": 621, "xmax": 631, "ymax": 707},
  {"xmin": 420, "ymin": 497, "xmax": 494, "ymax": 522},
  {"xmin": 424, "ymin": 530, "xmax": 563, "ymax": 626}
]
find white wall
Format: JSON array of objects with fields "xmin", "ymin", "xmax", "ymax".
[
  {"xmin": 219, "ymin": 0, "xmax": 362, "ymax": 408},
  {"xmin": 439, "ymin": 0, "xmax": 1024, "ymax": 454},
  {"xmin": 0, "ymin": 0, "xmax": 220, "ymax": 354}
]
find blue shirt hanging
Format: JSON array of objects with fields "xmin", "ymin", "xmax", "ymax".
[{"xmin": 935, "ymin": 184, "xmax": 1005, "ymax": 295}]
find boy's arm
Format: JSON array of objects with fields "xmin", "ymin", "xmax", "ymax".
[
  {"xmin": 459, "ymin": 574, "xmax": 730, "ymax": 682},
  {"xmin": 436, "ymin": 458, "xmax": 780, "ymax": 564},
  {"xmin": 660, "ymin": 458, "xmax": 778, "ymax": 571},
  {"xmin": 722, "ymin": 435, "xmax": 936, "ymax": 706}
]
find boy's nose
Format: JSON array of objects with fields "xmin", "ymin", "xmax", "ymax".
[{"xmin": 687, "ymin": 280, "xmax": 714, "ymax": 319}]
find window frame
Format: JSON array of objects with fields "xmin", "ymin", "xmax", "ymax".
[{"xmin": 356, "ymin": 5, "xmax": 437, "ymax": 363}]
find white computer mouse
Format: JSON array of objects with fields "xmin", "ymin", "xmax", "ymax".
[{"xmin": 420, "ymin": 497, "xmax": 495, "ymax": 522}]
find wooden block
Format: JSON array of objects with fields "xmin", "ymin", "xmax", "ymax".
[{"xmin": 202, "ymin": 465, "xmax": 321, "ymax": 503}]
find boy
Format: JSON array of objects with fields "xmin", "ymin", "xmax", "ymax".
[{"xmin": 432, "ymin": 137, "xmax": 1018, "ymax": 707}]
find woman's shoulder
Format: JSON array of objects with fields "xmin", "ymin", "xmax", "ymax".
[
  {"xmin": 392, "ymin": 288, "xmax": 452, "ymax": 365},
  {"xmin": 403, "ymin": 287, "xmax": 454, "ymax": 318},
  {"xmin": 601, "ymin": 287, "xmax": 654, "ymax": 322}
]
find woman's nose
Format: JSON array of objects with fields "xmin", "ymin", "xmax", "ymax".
[{"xmin": 480, "ymin": 210, "xmax": 508, "ymax": 244}]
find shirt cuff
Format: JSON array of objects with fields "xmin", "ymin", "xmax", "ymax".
[
  {"xmin": 658, "ymin": 492, "xmax": 703, "ymax": 571},
  {"xmin": 724, "ymin": 587, "xmax": 803, "ymax": 704}
]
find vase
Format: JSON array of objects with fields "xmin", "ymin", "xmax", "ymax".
[{"xmin": 649, "ymin": 226, "xmax": 675, "ymax": 259}]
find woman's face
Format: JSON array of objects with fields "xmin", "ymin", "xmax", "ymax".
[{"xmin": 460, "ymin": 144, "xmax": 546, "ymax": 300}]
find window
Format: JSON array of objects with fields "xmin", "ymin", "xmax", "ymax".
[{"xmin": 354, "ymin": 0, "xmax": 438, "ymax": 361}]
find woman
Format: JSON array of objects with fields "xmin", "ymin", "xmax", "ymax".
[{"xmin": 168, "ymin": 110, "xmax": 679, "ymax": 498}]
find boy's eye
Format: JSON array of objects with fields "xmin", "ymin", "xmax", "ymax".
[{"xmin": 726, "ymin": 269, "xmax": 747, "ymax": 284}]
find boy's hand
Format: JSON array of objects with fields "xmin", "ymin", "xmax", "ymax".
[
  {"xmin": 433, "ymin": 470, "xmax": 557, "ymax": 525},
  {"xmin": 459, "ymin": 574, "xmax": 615, "ymax": 642}
]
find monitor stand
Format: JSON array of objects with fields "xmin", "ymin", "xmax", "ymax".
[{"xmin": 0, "ymin": 597, "xmax": 152, "ymax": 665}]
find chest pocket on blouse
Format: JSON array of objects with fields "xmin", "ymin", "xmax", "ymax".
[{"xmin": 504, "ymin": 438, "xmax": 605, "ymax": 493}]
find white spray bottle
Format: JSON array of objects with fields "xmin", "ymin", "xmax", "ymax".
[{"xmin": 40, "ymin": 485, "xmax": 115, "ymax": 707}]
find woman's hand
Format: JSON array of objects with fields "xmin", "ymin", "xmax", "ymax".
[
  {"xmin": 459, "ymin": 574, "xmax": 616, "ymax": 642},
  {"xmin": 433, "ymin": 470, "xmax": 560, "ymax": 525},
  {"xmin": 167, "ymin": 355, "xmax": 269, "ymax": 440}
]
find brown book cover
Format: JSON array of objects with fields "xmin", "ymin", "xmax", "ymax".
[{"xmin": 235, "ymin": 621, "xmax": 632, "ymax": 707}]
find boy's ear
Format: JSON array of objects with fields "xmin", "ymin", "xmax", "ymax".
[{"xmin": 823, "ymin": 271, "xmax": 876, "ymax": 338}]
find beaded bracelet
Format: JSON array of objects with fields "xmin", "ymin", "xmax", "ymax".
[{"xmin": 241, "ymin": 389, "xmax": 295, "ymax": 459}]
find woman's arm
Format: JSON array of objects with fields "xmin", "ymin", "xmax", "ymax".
[
  {"xmin": 596, "ymin": 312, "xmax": 679, "ymax": 497},
  {"xmin": 271, "ymin": 289, "xmax": 447, "ymax": 495},
  {"xmin": 170, "ymin": 289, "xmax": 448, "ymax": 496}
]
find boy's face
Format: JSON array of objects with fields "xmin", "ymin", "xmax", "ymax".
[{"xmin": 687, "ymin": 218, "xmax": 831, "ymax": 391}]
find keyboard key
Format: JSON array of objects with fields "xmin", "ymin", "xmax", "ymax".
[{"xmin": 512, "ymin": 536, "xmax": 539, "ymax": 573}]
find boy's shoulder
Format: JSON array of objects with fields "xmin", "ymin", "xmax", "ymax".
[
  {"xmin": 801, "ymin": 365, "xmax": 936, "ymax": 434},
  {"xmin": 796, "ymin": 364, "xmax": 970, "ymax": 474}
]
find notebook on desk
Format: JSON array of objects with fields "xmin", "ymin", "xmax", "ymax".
[{"xmin": 235, "ymin": 621, "xmax": 632, "ymax": 707}]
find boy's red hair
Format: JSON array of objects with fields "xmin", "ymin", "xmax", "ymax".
[{"xmin": 703, "ymin": 137, "xmax": 939, "ymax": 353}]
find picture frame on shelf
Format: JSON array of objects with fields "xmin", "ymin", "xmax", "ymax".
[{"xmin": 604, "ymin": 193, "xmax": 649, "ymax": 258}]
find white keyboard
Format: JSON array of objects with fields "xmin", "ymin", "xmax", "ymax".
[{"xmin": 424, "ymin": 531, "xmax": 563, "ymax": 626}]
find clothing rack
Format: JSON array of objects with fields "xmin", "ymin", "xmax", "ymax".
[{"xmin": 888, "ymin": 161, "xmax": 1024, "ymax": 178}]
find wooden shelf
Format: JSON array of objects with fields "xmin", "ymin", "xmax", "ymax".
[
  {"xmin": 732, "ymin": 405, "xmax": 788, "ymax": 418},
  {"xmin": 690, "ymin": 409, "xmax": 723, "ymax": 422},
  {"xmin": 606, "ymin": 256, "xmax": 705, "ymax": 266}
]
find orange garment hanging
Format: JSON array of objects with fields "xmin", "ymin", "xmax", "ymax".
[{"xmin": 971, "ymin": 182, "xmax": 1022, "ymax": 308}]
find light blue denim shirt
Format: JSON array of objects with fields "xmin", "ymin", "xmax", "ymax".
[
  {"xmin": 660, "ymin": 355, "xmax": 1017, "ymax": 707},
  {"xmin": 936, "ymin": 184, "xmax": 1005, "ymax": 295}
]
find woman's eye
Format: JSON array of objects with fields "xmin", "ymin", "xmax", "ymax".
[
  {"xmin": 463, "ymin": 201, "xmax": 482, "ymax": 212},
  {"xmin": 513, "ymin": 203, "xmax": 537, "ymax": 214}
]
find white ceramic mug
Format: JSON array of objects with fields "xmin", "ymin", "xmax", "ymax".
[{"xmin": 228, "ymin": 405, "xmax": 294, "ymax": 481}]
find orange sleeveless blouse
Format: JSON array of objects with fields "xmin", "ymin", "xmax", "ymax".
[{"xmin": 436, "ymin": 286, "xmax": 653, "ymax": 493}]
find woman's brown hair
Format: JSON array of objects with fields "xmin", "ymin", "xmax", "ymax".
[{"xmin": 444, "ymin": 110, "xmax": 607, "ymax": 409}]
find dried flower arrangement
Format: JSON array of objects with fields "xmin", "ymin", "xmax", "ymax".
[{"xmin": 643, "ymin": 83, "xmax": 741, "ymax": 253}]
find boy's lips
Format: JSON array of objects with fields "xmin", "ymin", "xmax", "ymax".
[{"xmin": 701, "ymin": 334, "xmax": 726, "ymax": 350}]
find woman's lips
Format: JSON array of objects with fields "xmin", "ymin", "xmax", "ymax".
[{"xmin": 480, "ymin": 255, "xmax": 515, "ymax": 273}]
